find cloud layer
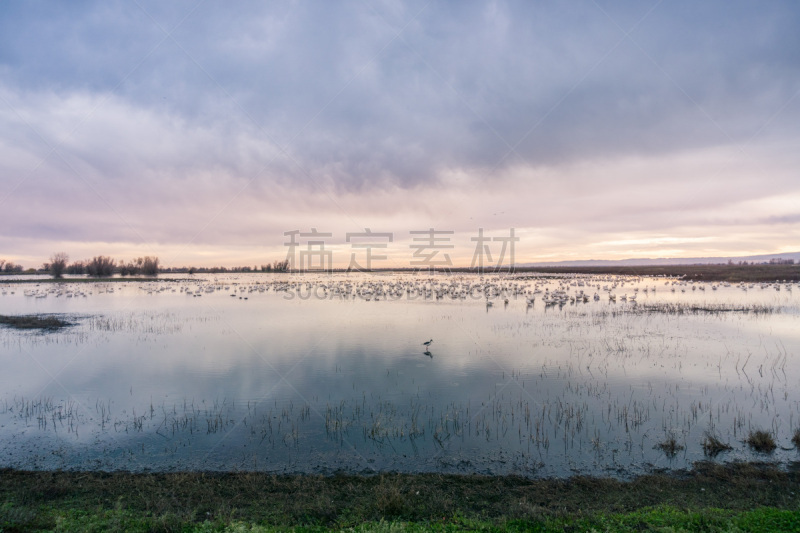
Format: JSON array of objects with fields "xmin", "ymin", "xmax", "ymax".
[{"xmin": 1, "ymin": 0, "xmax": 799, "ymax": 267}]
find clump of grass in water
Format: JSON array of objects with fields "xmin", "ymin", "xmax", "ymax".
[
  {"xmin": 792, "ymin": 429, "xmax": 800, "ymax": 450},
  {"xmin": 655, "ymin": 432, "xmax": 684, "ymax": 458},
  {"xmin": 746, "ymin": 430, "xmax": 776, "ymax": 453},
  {"xmin": 702, "ymin": 431, "xmax": 733, "ymax": 457},
  {"xmin": 0, "ymin": 314, "xmax": 71, "ymax": 330},
  {"xmin": 627, "ymin": 303, "xmax": 777, "ymax": 315}
]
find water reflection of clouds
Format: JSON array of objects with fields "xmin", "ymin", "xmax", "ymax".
[{"xmin": 0, "ymin": 274, "xmax": 799, "ymax": 475}]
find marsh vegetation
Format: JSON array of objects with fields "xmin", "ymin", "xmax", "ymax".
[
  {"xmin": 747, "ymin": 430, "xmax": 778, "ymax": 453},
  {"xmin": 0, "ymin": 314, "xmax": 72, "ymax": 330},
  {"xmin": 701, "ymin": 431, "xmax": 733, "ymax": 457},
  {"xmin": 0, "ymin": 272, "xmax": 799, "ymax": 477}
]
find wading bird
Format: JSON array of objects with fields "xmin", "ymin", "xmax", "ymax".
[{"xmin": 423, "ymin": 339, "xmax": 433, "ymax": 347}]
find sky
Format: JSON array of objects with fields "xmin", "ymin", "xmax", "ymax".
[{"xmin": 1, "ymin": 0, "xmax": 799, "ymax": 269}]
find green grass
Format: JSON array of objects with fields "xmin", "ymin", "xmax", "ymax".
[
  {"xmin": 1, "ymin": 504, "xmax": 799, "ymax": 532},
  {"xmin": 1, "ymin": 462, "xmax": 799, "ymax": 531}
]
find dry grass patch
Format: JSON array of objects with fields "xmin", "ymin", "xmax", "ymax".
[
  {"xmin": 702, "ymin": 432, "xmax": 733, "ymax": 457},
  {"xmin": 655, "ymin": 432, "xmax": 684, "ymax": 458},
  {"xmin": 746, "ymin": 430, "xmax": 777, "ymax": 453}
]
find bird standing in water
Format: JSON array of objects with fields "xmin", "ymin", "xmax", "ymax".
[{"xmin": 423, "ymin": 339, "xmax": 433, "ymax": 347}]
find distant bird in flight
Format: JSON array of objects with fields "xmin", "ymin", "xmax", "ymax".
[{"xmin": 423, "ymin": 339, "xmax": 433, "ymax": 347}]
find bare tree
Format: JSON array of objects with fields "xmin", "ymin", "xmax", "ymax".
[
  {"xmin": 141, "ymin": 256, "xmax": 159, "ymax": 276},
  {"xmin": 87, "ymin": 256, "xmax": 115, "ymax": 277},
  {"xmin": 67, "ymin": 261, "xmax": 86, "ymax": 274},
  {"xmin": 3, "ymin": 261, "xmax": 22, "ymax": 273},
  {"xmin": 50, "ymin": 252, "xmax": 69, "ymax": 278},
  {"xmin": 119, "ymin": 260, "xmax": 135, "ymax": 276}
]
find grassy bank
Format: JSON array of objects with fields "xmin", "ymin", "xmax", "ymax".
[{"xmin": 2, "ymin": 462, "xmax": 799, "ymax": 531}]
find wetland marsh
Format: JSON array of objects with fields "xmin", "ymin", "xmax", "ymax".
[{"xmin": 1, "ymin": 272, "xmax": 799, "ymax": 477}]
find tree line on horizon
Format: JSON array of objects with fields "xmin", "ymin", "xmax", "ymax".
[
  {"xmin": 40, "ymin": 253, "xmax": 291, "ymax": 278},
  {"xmin": 0, "ymin": 259, "xmax": 24, "ymax": 273},
  {"xmin": 45, "ymin": 253, "xmax": 159, "ymax": 278},
  {"xmin": 181, "ymin": 260, "xmax": 289, "ymax": 274},
  {"xmin": 11, "ymin": 256, "xmax": 795, "ymax": 278}
]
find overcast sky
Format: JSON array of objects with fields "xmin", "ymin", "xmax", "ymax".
[{"xmin": 1, "ymin": 0, "xmax": 799, "ymax": 268}]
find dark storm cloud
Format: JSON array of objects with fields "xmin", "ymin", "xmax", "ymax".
[
  {"xmin": 2, "ymin": 0, "xmax": 798, "ymax": 192},
  {"xmin": 1, "ymin": 0, "xmax": 799, "ymax": 265}
]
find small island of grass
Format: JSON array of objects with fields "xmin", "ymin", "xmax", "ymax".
[{"xmin": 0, "ymin": 314, "xmax": 72, "ymax": 330}]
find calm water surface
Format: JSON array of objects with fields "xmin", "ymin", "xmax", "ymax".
[{"xmin": 1, "ymin": 273, "xmax": 799, "ymax": 477}]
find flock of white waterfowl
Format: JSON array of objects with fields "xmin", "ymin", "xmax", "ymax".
[{"xmin": 1, "ymin": 274, "xmax": 797, "ymax": 310}]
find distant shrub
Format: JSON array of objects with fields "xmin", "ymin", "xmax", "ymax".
[
  {"xmin": 1, "ymin": 260, "xmax": 23, "ymax": 273},
  {"xmin": 66, "ymin": 261, "xmax": 86, "ymax": 275},
  {"xmin": 141, "ymin": 256, "xmax": 159, "ymax": 276},
  {"xmin": 273, "ymin": 259, "xmax": 289, "ymax": 272},
  {"xmin": 117, "ymin": 257, "xmax": 158, "ymax": 276},
  {"xmin": 87, "ymin": 256, "xmax": 115, "ymax": 277},
  {"xmin": 49, "ymin": 252, "xmax": 69, "ymax": 278},
  {"xmin": 119, "ymin": 260, "xmax": 138, "ymax": 276}
]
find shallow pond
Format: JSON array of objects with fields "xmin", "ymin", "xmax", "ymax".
[{"xmin": 1, "ymin": 272, "xmax": 799, "ymax": 477}]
